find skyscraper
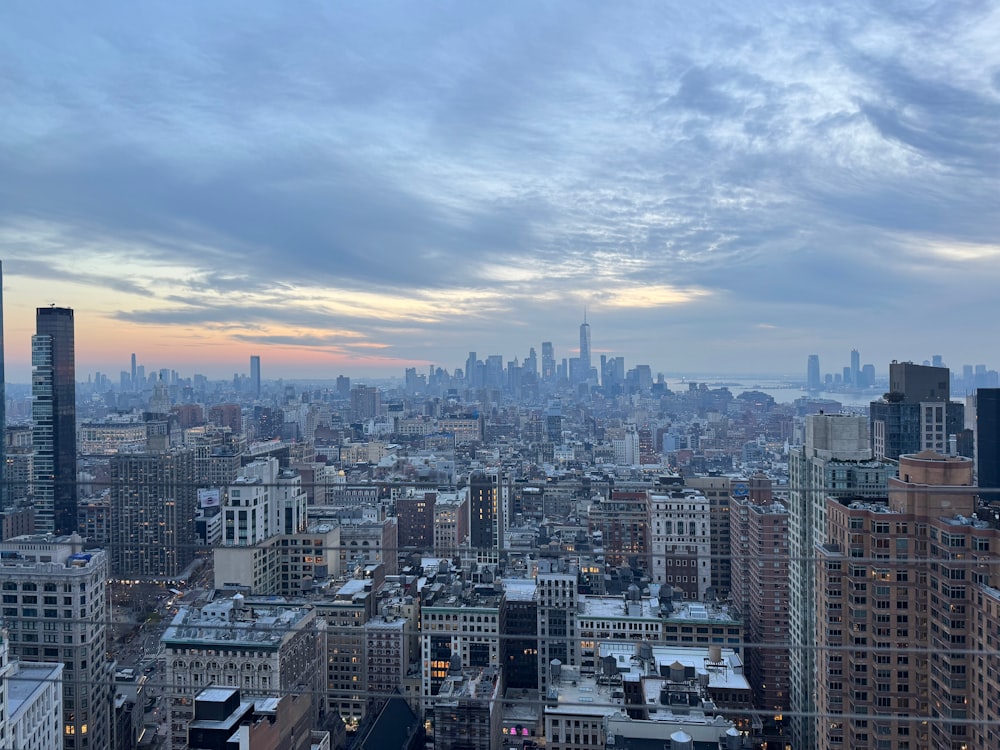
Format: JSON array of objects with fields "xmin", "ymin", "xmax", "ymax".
[
  {"xmin": 976, "ymin": 388, "xmax": 1000, "ymax": 493},
  {"xmin": 468, "ymin": 471, "xmax": 510, "ymax": 556},
  {"xmin": 32, "ymin": 306, "xmax": 77, "ymax": 535},
  {"xmin": 578, "ymin": 315, "xmax": 591, "ymax": 382},
  {"xmin": 850, "ymin": 348, "xmax": 860, "ymax": 386},
  {"xmin": 870, "ymin": 361, "xmax": 965, "ymax": 460},
  {"xmin": 787, "ymin": 414, "xmax": 890, "ymax": 748},
  {"xmin": 0, "ymin": 262, "xmax": 5, "ymax": 509},
  {"xmin": 110, "ymin": 446, "xmax": 197, "ymax": 579},
  {"xmin": 250, "ymin": 354, "xmax": 261, "ymax": 397},
  {"xmin": 807, "ymin": 354, "xmax": 821, "ymax": 390},
  {"xmin": 541, "ymin": 342, "xmax": 555, "ymax": 381}
]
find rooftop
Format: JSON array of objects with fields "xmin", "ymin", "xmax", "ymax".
[
  {"xmin": 7, "ymin": 662, "xmax": 63, "ymax": 721},
  {"xmin": 163, "ymin": 598, "xmax": 312, "ymax": 648}
]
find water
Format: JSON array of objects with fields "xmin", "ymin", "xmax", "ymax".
[{"xmin": 666, "ymin": 378, "xmax": 880, "ymax": 409}]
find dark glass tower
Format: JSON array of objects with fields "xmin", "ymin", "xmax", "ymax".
[
  {"xmin": 977, "ymin": 388, "xmax": 1000, "ymax": 495},
  {"xmin": 0, "ymin": 262, "xmax": 5, "ymax": 508},
  {"xmin": 32, "ymin": 306, "xmax": 77, "ymax": 534}
]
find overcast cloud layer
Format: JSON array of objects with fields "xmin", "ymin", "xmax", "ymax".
[{"xmin": 1, "ymin": 1, "xmax": 998, "ymax": 379}]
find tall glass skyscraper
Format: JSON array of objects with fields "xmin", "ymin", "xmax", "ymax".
[
  {"xmin": 250, "ymin": 354, "xmax": 261, "ymax": 397},
  {"xmin": 32, "ymin": 306, "xmax": 77, "ymax": 534},
  {"xmin": 807, "ymin": 353, "xmax": 821, "ymax": 390},
  {"xmin": 579, "ymin": 317, "xmax": 591, "ymax": 382},
  {"xmin": 0, "ymin": 262, "xmax": 5, "ymax": 508}
]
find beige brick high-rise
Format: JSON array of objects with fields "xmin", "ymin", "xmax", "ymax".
[{"xmin": 815, "ymin": 451, "xmax": 1000, "ymax": 750}]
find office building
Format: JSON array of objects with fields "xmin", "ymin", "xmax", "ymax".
[
  {"xmin": 316, "ymin": 576, "xmax": 377, "ymax": 728},
  {"xmin": 871, "ymin": 361, "xmax": 965, "ymax": 460},
  {"xmin": 207, "ymin": 403, "xmax": 242, "ymax": 435},
  {"xmin": 500, "ymin": 578, "xmax": 538, "ymax": 691},
  {"xmin": 541, "ymin": 342, "xmax": 555, "ymax": 381},
  {"xmin": 0, "ymin": 535, "xmax": 114, "ymax": 750},
  {"xmin": 110, "ymin": 446, "xmax": 197, "ymax": 580},
  {"xmin": 578, "ymin": 317, "xmax": 591, "ymax": 383},
  {"xmin": 350, "ymin": 385, "xmax": 381, "ymax": 422},
  {"xmin": 421, "ymin": 580, "xmax": 506, "ymax": 706},
  {"xmin": 536, "ymin": 573, "xmax": 577, "ymax": 693},
  {"xmin": 396, "ymin": 492, "xmax": 436, "ymax": 549},
  {"xmin": 807, "ymin": 354, "xmax": 821, "ymax": 391},
  {"xmin": 162, "ymin": 595, "xmax": 325, "ymax": 750},
  {"xmin": 434, "ymin": 491, "xmax": 469, "ymax": 555},
  {"xmin": 32, "ymin": 306, "xmax": 77, "ymax": 535},
  {"xmin": 0, "ymin": 263, "xmax": 5, "ymax": 510},
  {"xmin": 249, "ymin": 354, "xmax": 261, "ymax": 397},
  {"xmin": 469, "ymin": 471, "xmax": 510, "ymax": 555},
  {"xmin": 976, "ymin": 388, "xmax": 1000, "ymax": 494}
]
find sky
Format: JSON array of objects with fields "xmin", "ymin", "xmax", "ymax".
[{"xmin": 1, "ymin": 1, "xmax": 998, "ymax": 383}]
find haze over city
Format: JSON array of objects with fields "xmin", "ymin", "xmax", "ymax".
[{"xmin": 2, "ymin": 1, "xmax": 998, "ymax": 379}]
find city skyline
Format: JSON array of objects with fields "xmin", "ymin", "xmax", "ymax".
[{"xmin": 1, "ymin": 3, "xmax": 998, "ymax": 380}]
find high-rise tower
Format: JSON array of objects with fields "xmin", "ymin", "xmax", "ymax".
[
  {"xmin": 579, "ymin": 314, "xmax": 591, "ymax": 383},
  {"xmin": 0, "ymin": 262, "xmax": 5, "ymax": 509},
  {"xmin": 250, "ymin": 354, "xmax": 261, "ymax": 397},
  {"xmin": 976, "ymin": 388, "xmax": 1000, "ymax": 494},
  {"xmin": 541, "ymin": 342, "xmax": 555, "ymax": 381},
  {"xmin": 870, "ymin": 361, "xmax": 965, "ymax": 460},
  {"xmin": 32, "ymin": 306, "xmax": 77, "ymax": 535},
  {"xmin": 787, "ymin": 414, "xmax": 890, "ymax": 748},
  {"xmin": 807, "ymin": 354, "xmax": 821, "ymax": 390}
]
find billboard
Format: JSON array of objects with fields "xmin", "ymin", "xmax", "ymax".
[{"xmin": 198, "ymin": 489, "xmax": 221, "ymax": 509}]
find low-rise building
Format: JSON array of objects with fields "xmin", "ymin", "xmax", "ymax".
[{"xmin": 162, "ymin": 595, "xmax": 325, "ymax": 750}]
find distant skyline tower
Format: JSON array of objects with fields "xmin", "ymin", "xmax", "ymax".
[
  {"xmin": 250, "ymin": 354, "xmax": 261, "ymax": 397},
  {"xmin": 32, "ymin": 306, "xmax": 77, "ymax": 535},
  {"xmin": 850, "ymin": 348, "xmax": 860, "ymax": 386},
  {"xmin": 130, "ymin": 351, "xmax": 137, "ymax": 390},
  {"xmin": 578, "ymin": 312, "xmax": 591, "ymax": 382},
  {"xmin": 807, "ymin": 354, "xmax": 821, "ymax": 390},
  {"xmin": 0, "ymin": 261, "xmax": 5, "ymax": 509},
  {"xmin": 541, "ymin": 342, "xmax": 555, "ymax": 381},
  {"xmin": 465, "ymin": 351, "xmax": 477, "ymax": 384}
]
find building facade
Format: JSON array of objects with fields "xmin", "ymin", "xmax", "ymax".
[
  {"xmin": 162, "ymin": 596, "xmax": 325, "ymax": 750},
  {"xmin": 0, "ymin": 536, "xmax": 113, "ymax": 750},
  {"xmin": 110, "ymin": 447, "xmax": 197, "ymax": 580},
  {"xmin": 32, "ymin": 306, "xmax": 77, "ymax": 535}
]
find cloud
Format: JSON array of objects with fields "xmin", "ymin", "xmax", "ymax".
[{"xmin": 0, "ymin": 0, "xmax": 998, "ymax": 375}]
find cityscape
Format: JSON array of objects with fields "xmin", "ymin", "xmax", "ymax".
[
  {"xmin": 1, "ymin": 287, "xmax": 1000, "ymax": 749},
  {"xmin": 3, "ymin": 3, "xmax": 999, "ymax": 750}
]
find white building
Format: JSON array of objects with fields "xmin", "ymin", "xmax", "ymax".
[
  {"xmin": 222, "ymin": 458, "xmax": 308, "ymax": 546},
  {"xmin": 0, "ymin": 635, "xmax": 63, "ymax": 750}
]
